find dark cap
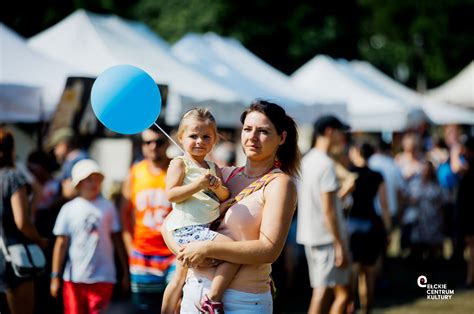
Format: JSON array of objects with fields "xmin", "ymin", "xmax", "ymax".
[{"xmin": 313, "ymin": 115, "xmax": 350, "ymax": 135}]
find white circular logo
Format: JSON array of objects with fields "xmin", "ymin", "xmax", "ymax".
[{"xmin": 417, "ymin": 275, "xmax": 427, "ymax": 288}]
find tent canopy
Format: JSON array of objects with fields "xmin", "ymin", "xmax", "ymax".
[
  {"xmin": 28, "ymin": 10, "xmax": 246, "ymax": 127},
  {"xmin": 0, "ymin": 84, "xmax": 42, "ymax": 123},
  {"xmin": 427, "ymin": 61, "xmax": 474, "ymax": 109},
  {"xmin": 291, "ymin": 55, "xmax": 426, "ymax": 131},
  {"xmin": 0, "ymin": 24, "xmax": 77, "ymax": 121},
  {"xmin": 349, "ymin": 60, "xmax": 474, "ymax": 125},
  {"xmin": 173, "ymin": 33, "xmax": 347, "ymax": 125}
]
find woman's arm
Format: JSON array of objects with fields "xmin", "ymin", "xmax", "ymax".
[
  {"xmin": 11, "ymin": 187, "xmax": 48, "ymax": 248},
  {"xmin": 178, "ymin": 175, "xmax": 297, "ymax": 266},
  {"xmin": 166, "ymin": 159, "xmax": 211, "ymax": 203}
]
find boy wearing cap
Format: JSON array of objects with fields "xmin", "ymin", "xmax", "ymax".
[
  {"xmin": 297, "ymin": 115, "xmax": 352, "ymax": 314},
  {"xmin": 50, "ymin": 159, "xmax": 129, "ymax": 313}
]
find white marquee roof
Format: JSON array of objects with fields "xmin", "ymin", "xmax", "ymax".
[
  {"xmin": 0, "ymin": 24, "xmax": 78, "ymax": 121},
  {"xmin": 291, "ymin": 55, "xmax": 426, "ymax": 131},
  {"xmin": 28, "ymin": 10, "xmax": 246, "ymax": 127}
]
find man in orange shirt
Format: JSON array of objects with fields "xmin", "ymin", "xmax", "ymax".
[{"xmin": 121, "ymin": 127, "xmax": 175, "ymax": 313}]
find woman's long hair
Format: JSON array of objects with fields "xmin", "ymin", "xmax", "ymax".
[
  {"xmin": 240, "ymin": 100, "xmax": 301, "ymax": 178},
  {"xmin": 0, "ymin": 128, "xmax": 15, "ymax": 168}
]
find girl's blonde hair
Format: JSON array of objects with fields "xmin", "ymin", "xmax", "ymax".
[{"xmin": 177, "ymin": 108, "xmax": 218, "ymax": 142}]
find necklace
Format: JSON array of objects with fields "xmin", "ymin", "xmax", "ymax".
[{"xmin": 239, "ymin": 166, "xmax": 274, "ymax": 179}]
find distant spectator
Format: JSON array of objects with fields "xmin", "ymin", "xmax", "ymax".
[
  {"xmin": 456, "ymin": 136, "xmax": 474, "ymax": 287},
  {"xmin": 395, "ymin": 133, "xmax": 424, "ymax": 182},
  {"xmin": 27, "ymin": 150, "xmax": 63, "ymax": 314},
  {"xmin": 426, "ymin": 137, "xmax": 449, "ymax": 169},
  {"xmin": 121, "ymin": 127, "xmax": 175, "ymax": 313},
  {"xmin": 406, "ymin": 161, "xmax": 447, "ymax": 261},
  {"xmin": 369, "ymin": 139, "xmax": 405, "ymax": 225},
  {"xmin": 0, "ymin": 128, "xmax": 49, "ymax": 314},
  {"xmin": 27, "ymin": 150, "xmax": 62, "ymax": 238},
  {"xmin": 297, "ymin": 115, "xmax": 351, "ymax": 314},
  {"xmin": 348, "ymin": 141, "xmax": 390, "ymax": 314},
  {"xmin": 47, "ymin": 128, "xmax": 88, "ymax": 200}
]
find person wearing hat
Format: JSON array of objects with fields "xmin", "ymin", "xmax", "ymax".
[
  {"xmin": 47, "ymin": 127, "xmax": 89, "ymax": 200},
  {"xmin": 50, "ymin": 159, "xmax": 129, "ymax": 313},
  {"xmin": 297, "ymin": 115, "xmax": 352, "ymax": 314}
]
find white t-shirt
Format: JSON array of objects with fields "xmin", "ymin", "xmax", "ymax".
[
  {"xmin": 297, "ymin": 149, "xmax": 346, "ymax": 246},
  {"xmin": 53, "ymin": 196, "xmax": 121, "ymax": 283},
  {"xmin": 369, "ymin": 153, "xmax": 405, "ymax": 217}
]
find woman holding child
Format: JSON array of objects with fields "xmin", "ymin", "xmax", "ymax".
[{"xmin": 163, "ymin": 100, "xmax": 300, "ymax": 313}]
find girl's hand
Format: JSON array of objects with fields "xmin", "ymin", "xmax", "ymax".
[
  {"xmin": 177, "ymin": 241, "xmax": 209, "ymax": 268},
  {"xmin": 196, "ymin": 171, "xmax": 212, "ymax": 190},
  {"xmin": 197, "ymin": 172, "xmax": 220, "ymax": 191},
  {"xmin": 208, "ymin": 176, "xmax": 222, "ymax": 191}
]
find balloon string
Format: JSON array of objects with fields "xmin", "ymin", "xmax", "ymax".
[{"xmin": 153, "ymin": 122, "xmax": 185, "ymax": 154}]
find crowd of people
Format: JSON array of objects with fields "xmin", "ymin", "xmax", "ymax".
[{"xmin": 0, "ymin": 100, "xmax": 473, "ymax": 314}]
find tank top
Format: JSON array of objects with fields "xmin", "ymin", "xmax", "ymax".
[
  {"xmin": 165, "ymin": 156, "xmax": 220, "ymax": 231},
  {"xmin": 129, "ymin": 160, "xmax": 172, "ymax": 256},
  {"xmin": 188, "ymin": 166, "xmax": 282, "ymax": 293}
]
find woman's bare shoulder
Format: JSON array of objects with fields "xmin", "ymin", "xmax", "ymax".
[{"xmin": 266, "ymin": 173, "xmax": 296, "ymax": 194}]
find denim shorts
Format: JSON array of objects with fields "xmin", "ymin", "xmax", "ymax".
[
  {"xmin": 181, "ymin": 276, "xmax": 273, "ymax": 313},
  {"xmin": 172, "ymin": 224, "xmax": 218, "ymax": 245}
]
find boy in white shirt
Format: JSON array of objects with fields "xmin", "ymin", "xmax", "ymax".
[{"xmin": 50, "ymin": 159, "xmax": 129, "ymax": 313}]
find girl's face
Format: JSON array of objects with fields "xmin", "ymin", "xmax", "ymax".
[
  {"xmin": 77, "ymin": 173, "xmax": 103, "ymax": 199},
  {"xmin": 181, "ymin": 119, "xmax": 217, "ymax": 159},
  {"xmin": 241, "ymin": 111, "xmax": 285, "ymax": 161}
]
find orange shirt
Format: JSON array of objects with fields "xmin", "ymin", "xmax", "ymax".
[{"xmin": 129, "ymin": 160, "xmax": 172, "ymax": 256}]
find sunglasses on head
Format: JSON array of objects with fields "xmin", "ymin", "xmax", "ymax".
[{"xmin": 142, "ymin": 138, "xmax": 167, "ymax": 146}]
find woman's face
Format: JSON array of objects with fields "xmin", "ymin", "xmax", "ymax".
[{"xmin": 241, "ymin": 111, "xmax": 285, "ymax": 161}]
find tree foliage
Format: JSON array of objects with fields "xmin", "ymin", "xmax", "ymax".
[{"xmin": 1, "ymin": 0, "xmax": 472, "ymax": 89}]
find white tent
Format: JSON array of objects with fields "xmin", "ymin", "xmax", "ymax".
[
  {"xmin": 0, "ymin": 24, "xmax": 77, "ymax": 121},
  {"xmin": 291, "ymin": 55, "xmax": 426, "ymax": 131},
  {"xmin": 348, "ymin": 60, "xmax": 474, "ymax": 125},
  {"xmin": 28, "ymin": 10, "xmax": 246, "ymax": 127},
  {"xmin": 0, "ymin": 84, "xmax": 42, "ymax": 123},
  {"xmin": 173, "ymin": 33, "xmax": 347, "ymax": 125},
  {"xmin": 427, "ymin": 61, "xmax": 474, "ymax": 109}
]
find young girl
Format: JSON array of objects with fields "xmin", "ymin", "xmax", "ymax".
[{"xmin": 162, "ymin": 108, "xmax": 238, "ymax": 314}]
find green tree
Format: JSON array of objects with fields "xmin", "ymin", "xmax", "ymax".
[{"xmin": 358, "ymin": 0, "xmax": 474, "ymax": 89}]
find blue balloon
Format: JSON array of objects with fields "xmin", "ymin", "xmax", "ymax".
[{"xmin": 91, "ymin": 65, "xmax": 161, "ymax": 134}]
